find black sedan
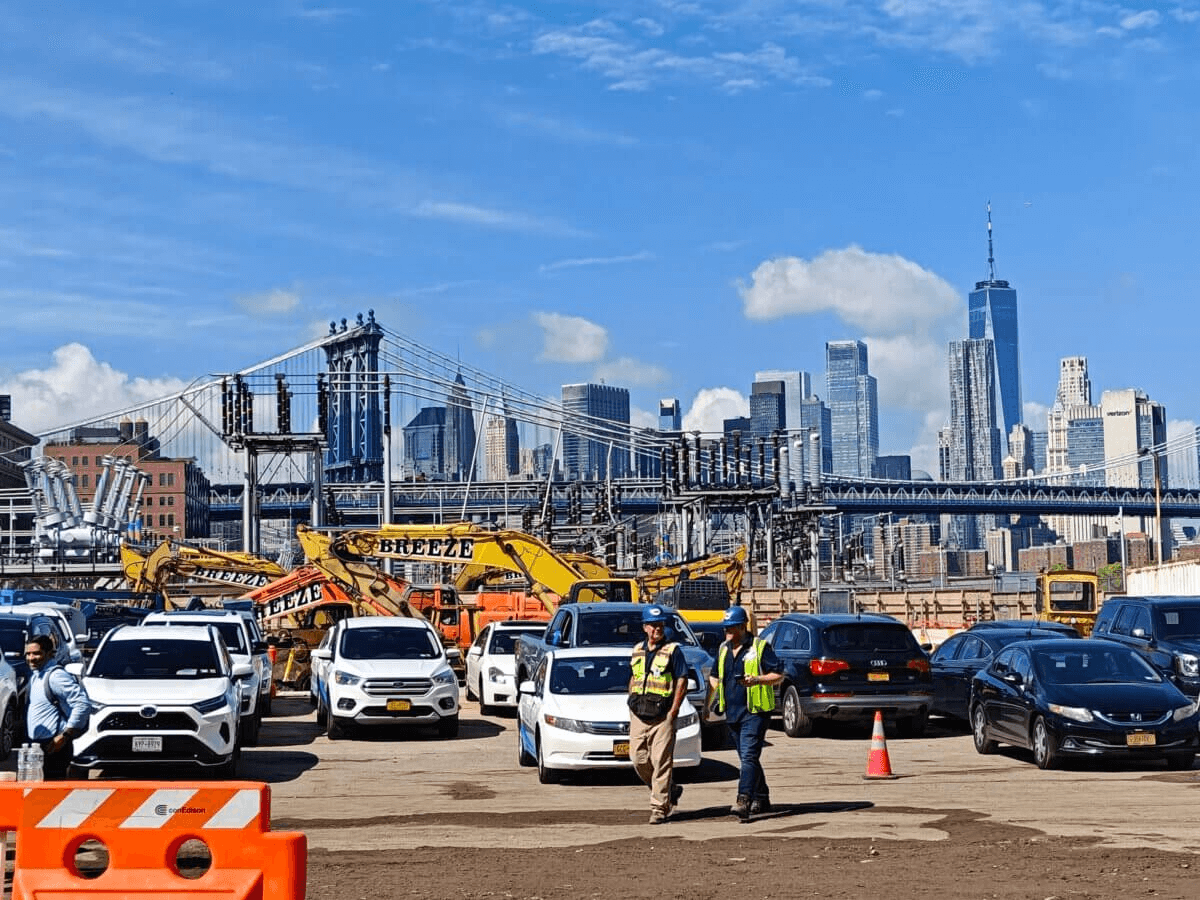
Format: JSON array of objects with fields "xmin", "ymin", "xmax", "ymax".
[
  {"xmin": 931, "ymin": 625, "xmax": 1077, "ymax": 722},
  {"xmin": 970, "ymin": 639, "xmax": 1200, "ymax": 770}
]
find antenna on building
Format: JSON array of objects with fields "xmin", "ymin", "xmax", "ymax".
[{"xmin": 986, "ymin": 200, "xmax": 996, "ymax": 282}]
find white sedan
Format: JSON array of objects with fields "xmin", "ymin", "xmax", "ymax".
[
  {"xmin": 465, "ymin": 620, "xmax": 547, "ymax": 714},
  {"xmin": 516, "ymin": 646, "xmax": 702, "ymax": 783}
]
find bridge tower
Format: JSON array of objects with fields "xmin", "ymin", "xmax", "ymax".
[{"xmin": 323, "ymin": 311, "xmax": 384, "ymax": 483}]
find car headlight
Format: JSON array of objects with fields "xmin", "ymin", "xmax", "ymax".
[
  {"xmin": 1048, "ymin": 703, "xmax": 1093, "ymax": 723},
  {"xmin": 487, "ymin": 666, "xmax": 507, "ymax": 683},
  {"xmin": 432, "ymin": 669, "xmax": 457, "ymax": 686},
  {"xmin": 333, "ymin": 670, "xmax": 361, "ymax": 686},
  {"xmin": 1176, "ymin": 654, "xmax": 1200, "ymax": 679},
  {"xmin": 1173, "ymin": 698, "xmax": 1200, "ymax": 721},
  {"xmin": 194, "ymin": 695, "xmax": 229, "ymax": 714},
  {"xmin": 676, "ymin": 711, "xmax": 698, "ymax": 729},
  {"xmin": 544, "ymin": 713, "xmax": 586, "ymax": 733}
]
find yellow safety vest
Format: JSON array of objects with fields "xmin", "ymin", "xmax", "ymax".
[
  {"xmin": 630, "ymin": 641, "xmax": 679, "ymax": 697},
  {"xmin": 717, "ymin": 638, "xmax": 776, "ymax": 714}
]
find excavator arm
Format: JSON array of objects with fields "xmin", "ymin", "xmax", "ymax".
[
  {"xmin": 121, "ymin": 539, "xmax": 287, "ymax": 604},
  {"xmin": 638, "ymin": 546, "xmax": 747, "ymax": 599}
]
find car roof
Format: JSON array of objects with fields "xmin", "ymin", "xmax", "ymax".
[
  {"xmin": 114, "ymin": 624, "xmax": 217, "ymax": 642},
  {"xmin": 144, "ymin": 609, "xmax": 244, "ymax": 619},
  {"xmin": 1112, "ymin": 596, "xmax": 1200, "ymax": 607},
  {"xmin": 548, "ymin": 646, "xmax": 633, "ymax": 661},
  {"xmin": 341, "ymin": 616, "xmax": 431, "ymax": 630},
  {"xmin": 488, "ymin": 620, "xmax": 547, "ymax": 630},
  {"xmin": 0, "ymin": 607, "xmax": 58, "ymax": 622},
  {"xmin": 969, "ymin": 619, "xmax": 1078, "ymax": 633},
  {"xmin": 1004, "ymin": 638, "xmax": 1110, "ymax": 653},
  {"xmin": 774, "ymin": 613, "xmax": 904, "ymax": 626},
  {"xmin": 569, "ymin": 602, "xmax": 645, "ymax": 613}
]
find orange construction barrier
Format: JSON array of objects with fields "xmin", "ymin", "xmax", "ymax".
[
  {"xmin": 0, "ymin": 780, "xmax": 305, "ymax": 899},
  {"xmin": 864, "ymin": 710, "xmax": 899, "ymax": 780}
]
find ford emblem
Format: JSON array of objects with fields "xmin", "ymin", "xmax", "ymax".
[{"xmin": 139, "ymin": 706, "xmax": 157, "ymax": 719}]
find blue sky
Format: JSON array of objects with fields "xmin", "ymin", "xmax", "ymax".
[{"xmin": 2, "ymin": 1, "xmax": 1199, "ymax": 477}]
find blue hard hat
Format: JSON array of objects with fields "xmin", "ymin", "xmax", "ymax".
[
  {"xmin": 721, "ymin": 606, "xmax": 749, "ymax": 627},
  {"xmin": 642, "ymin": 605, "xmax": 670, "ymax": 625}
]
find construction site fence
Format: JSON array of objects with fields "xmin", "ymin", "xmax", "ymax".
[{"xmin": 740, "ymin": 587, "xmax": 1040, "ymax": 631}]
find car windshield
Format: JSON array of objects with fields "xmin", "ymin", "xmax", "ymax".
[
  {"xmin": 574, "ymin": 611, "xmax": 697, "ymax": 647},
  {"xmin": 0, "ymin": 622, "xmax": 26, "ymax": 660},
  {"xmin": 340, "ymin": 627, "xmax": 439, "ymax": 660},
  {"xmin": 824, "ymin": 624, "xmax": 914, "ymax": 652},
  {"xmin": 90, "ymin": 639, "xmax": 223, "ymax": 678},
  {"xmin": 1033, "ymin": 647, "xmax": 1161, "ymax": 685},
  {"xmin": 549, "ymin": 657, "xmax": 632, "ymax": 694},
  {"xmin": 488, "ymin": 627, "xmax": 543, "ymax": 655},
  {"xmin": 143, "ymin": 620, "xmax": 246, "ymax": 653},
  {"xmin": 1155, "ymin": 607, "xmax": 1200, "ymax": 640}
]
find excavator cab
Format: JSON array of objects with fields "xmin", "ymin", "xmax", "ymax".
[{"xmin": 565, "ymin": 580, "xmax": 637, "ymax": 605}]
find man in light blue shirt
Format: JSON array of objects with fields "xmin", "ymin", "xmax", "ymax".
[{"xmin": 25, "ymin": 635, "xmax": 89, "ymax": 780}]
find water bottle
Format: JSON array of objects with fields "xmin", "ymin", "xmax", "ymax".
[
  {"xmin": 16, "ymin": 744, "xmax": 29, "ymax": 782},
  {"xmin": 28, "ymin": 744, "xmax": 43, "ymax": 782}
]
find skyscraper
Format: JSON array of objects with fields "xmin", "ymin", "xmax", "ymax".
[
  {"xmin": 484, "ymin": 400, "xmax": 520, "ymax": 481},
  {"xmin": 754, "ymin": 369, "xmax": 813, "ymax": 487},
  {"xmin": 1102, "ymin": 387, "xmax": 1169, "ymax": 558},
  {"xmin": 799, "ymin": 395, "xmax": 832, "ymax": 479},
  {"xmin": 968, "ymin": 204, "xmax": 1022, "ymax": 452},
  {"xmin": 561, "ymin": 383, "xmax": 631, "ymax": 480},
  {"xmin": 443, "ymin": 372, "xmax": 477, "ymax": 481},
  {"xmin": 825, "ymin": 340, "xmax": 878, "ymax": 478},
  {"xmin": 946, "ymin": 339, "xmax": 1002, "ymax": 482},
  {"xmin": 749, "ymin": 380, "xmax": 785, "ymax": 438},
  {"xmin": 658, "ymin": 398, "xmax": 681, "ymax": 432}
]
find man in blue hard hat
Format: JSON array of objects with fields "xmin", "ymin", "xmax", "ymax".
[
  {"xmin": 628, "ymin": 604, "xmax": 689, "ymax": 825},
  {"xmin": 709, "ymin": 605, "xmax": 782, "ymax": 820}
]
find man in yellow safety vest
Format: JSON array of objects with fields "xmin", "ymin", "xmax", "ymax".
[
  {"xmin": 628, "ymin": 605, "xmax": 689, "ymax": 825},
  {"xmin": 710, "ymin": 605, "xmax": 783, "ymax": 820}
]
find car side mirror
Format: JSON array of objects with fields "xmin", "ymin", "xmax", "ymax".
[
  {"xmin": 232, "ymin": 662, "xmax": 254, "ymax": 680},
  {"xmin": 549, "ymin": 630, "xmax": 563, "ymax": 647},
  {"xmin": 687, "ymin": 676, "xmax": 700, "ymax": 692},
  {"xmin": 252, "ymin": 641, "xmax": 269, "ymax": 654},
  {"xmin": 312, "ymin": 648, "xmax": 332, "ymax": 661},
  {"xmin": 1002, "ymin": 671, "xmax": 1024, "ymax": 687},
  {"xmin": 518, "ymin": 680, "xmax": 535, "ymax": 695},
  {"xmin": 65, "ymin": 662, "xmax": 84, "ymax": 678}
]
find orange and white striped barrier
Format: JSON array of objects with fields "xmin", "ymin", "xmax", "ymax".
[
  {"xmin": 0, "ymin": 781, "xmax": 305, "ymax": 899},
  {"xmin": 863, "ymin": 710, "xmax": 899, "ymax": 780}
]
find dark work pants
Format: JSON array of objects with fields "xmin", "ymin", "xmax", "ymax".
[
  {"xmin": 36, "ymin": 738, "xmax": 75, "ymax": 780},
  {"xmin": 727, "ymin": 713, "xmax": 770, "ymax": 800}
]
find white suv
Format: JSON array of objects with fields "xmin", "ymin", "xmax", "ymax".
[
  {"xmin": 141, "ymin": 610, "xmax": 268, "ymax": 745},
  {"xmin": 70, "ymin": 624, "xmax": 241, "ymax": 777},
  {"xmin": 312, "ymin": 616, "xmax": 460, "ymax": 739}
]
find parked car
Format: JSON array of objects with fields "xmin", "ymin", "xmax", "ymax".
[
  {"xmin": 516, "ymin": 647, "xmax": 702, "ymax": 784},
  {"xmin": 758, "ymin": 613, "xmax": 933, "ymax": 737},
  {"xmin": 465, "ymin": 620, "xmax": 546, "ymax": 715},
  {"xmin": 932, "ymin": 625, "xmax": 1079, "ymax": 722},
  {"xmin": 0, "ymin": 658, "xmax": 18, "ymax": 761},
  {"xmin": 142, "ymin": 609, "xmax": 269, "ymax": 745},
  {"xmin": 1091, "ymin": 596, "xmax": 1200, "ymax": 696},
  {"xmin": 311, "ymin": 616, "xmax": 460, "ymax": 739},
  {"xmin": 69, "ymin": 624, "xmax": 242, "ymax": 777},
  {"xmin": 688, "ymin": 620, "xmax": 727, "ymax": 661},
  {"xmin": 968, "ymin": 619, "xmax": 1080, "ymax": 637},
  {"xmin": 970, "ymin": 638, "xmax": 1200, "ymax": 770},
  {"xmin": 0, "ymin": 607, "xmax": 79, "ymax": 720}
]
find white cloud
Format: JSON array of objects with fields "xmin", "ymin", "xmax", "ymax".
[
  {"xmin": 533, "ymin": 312, "xmax": 608, "ymax": 363},
  {"xmin": 1120, "ymin": 10, "xmax": 1161, "ymax": 30},
  {"xmin": 1173, "ymin": 8, "xmax": 1200, "ymax": 24},
  {"xmin": 862, "ymin": 88, "xmax": 883, "ymax": 100},
  {"xmin": 1, "ymin": 344, "xmax": 187, "ymax": 434},
  {"xmin": 738, "ymin": 245, "xmax": 962, "ymax": 332},
  {"xmin": 631, "ymin": 406, "xmax": 658, "ymax": 430},
  {"xmin": 682, "ymin": 387, "xmax": 748, "ymax": 435},
  {"xmin": 592, "ymin": 357, "xmax": 668, "ymax": 387},
  {"xmin": 539, "ymin": 250, "xmax": 654, "ymax": 273},
  {"xmin": 237, "ymin": 287, "xmax": 300, "ymax": 316},
  {"xmin": 633, "ymin": 17, "xmax": 665, "ymax": 37},
  {"xmin": 498, "ymin": 109, "xmax": 638, "ymax": 147},
  {"xmin": 1023, "ymin": 400, "xmax": 1050, "ymax": 432}
]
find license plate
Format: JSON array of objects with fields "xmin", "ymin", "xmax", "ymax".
[
  {"xmin": 386, "ymin": 699, "xmax": 411, "ymax": 712},
  {"xmin": 613, "ymin": 740, "xmax": 630, "ymax": 759},
  {"xmin": 132, "ymin": 736, "xmax": 162, "ymax": 753},
  {"xmin": 1126, "ymin": 732, "xmax": 1156, "ymax": 746},
  {"xmin": 867, "ymin": 672, "xmax": 890, "ymax": 682}
]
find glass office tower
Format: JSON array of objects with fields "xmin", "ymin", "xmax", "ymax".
[
  {"xmin": 968, "ymin": 207, "xmax": 1022, "ymax": 451},
  {"xmin": 825, "ymin": 340, "xmax": 878, "ymax": 478}
]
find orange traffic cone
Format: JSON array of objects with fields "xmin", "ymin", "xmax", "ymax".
[{"xmin": 864, "ymin": 710, "xmax": 899, "ymax": 780}]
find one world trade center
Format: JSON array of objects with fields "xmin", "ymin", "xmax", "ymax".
[{"xmin": 968, "ymin": 204, "xmax": 1021, "ymax": 454}]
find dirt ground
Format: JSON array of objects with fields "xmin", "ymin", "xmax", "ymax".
[{"xmin": 303, "ymin": 805, "xmax": 1198, "ymax": 900}]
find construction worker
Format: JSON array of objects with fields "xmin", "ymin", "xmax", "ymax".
[
  {"xmin": 710, "ymin": 605, "xmax": 783, "ymax": 820},
  {"xmin": 628, "ymin": 605, "xmax": 688, "ymax": 825}
]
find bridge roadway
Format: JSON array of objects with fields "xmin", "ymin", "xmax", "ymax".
[{"xmin": 208, "ymin": 476, "xmax": 1200, "ymax": 523}]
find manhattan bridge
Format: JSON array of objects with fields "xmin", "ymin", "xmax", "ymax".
[{"xmin": 25, "ymin": 311, "xmax": 1200, "ymax": 586}]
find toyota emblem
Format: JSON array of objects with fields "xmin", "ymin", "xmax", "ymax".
[{"xmin": 139, "ymin": 706, "xmax": 158, "ymax": 719}]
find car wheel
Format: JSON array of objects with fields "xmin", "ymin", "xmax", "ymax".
[
  {"xmin": 315, "ymin": 698, "xmax": 328, "ymax": 728},
  {"xmin": 896, "ymin": 710, "xmax": 929, "ymax": 738},
  {"xmin": 781, "ymin": 685, "xmax": 813, "ymax": 738},
  {"xmin": 260, "ymin": 692, "xmax": 272, "ymax": 716},
  {"xmin": 66, "ymin": 763, "xmax": 87, "ymax": 780},
  {"xmin": 437, "ymin": 714, "xmax": 460, "ymax": 739},
  {"xmin": 517, "ymin": 722, "xmax": 535, "ymax": 767},
  {"xmin": 328, "ymin": 715, "xmax": 352, "ymax": 740},
  {"xmin": 212, "ymin": 754, "xmax": 238, "ymax": 779},
  {"xmin": 971, "ymin": 704, "xmax": 997, "ymax": 754},
  {"xmin": 0, "ymin": 701, "xmax": 15, "ymax": 761},
  {"xmin": 479, "ymin": 681, "xmax": 496, "ymax": 717},
  {"xmin": 1032, "ymin": 716, "xmax": 1059, "ymax": 770},
  {"xmin": 242, "ymin": 711, "xmax": 261, "ymax": 747},
  {"xmin": 536, "ymin": 731, "xmax": 559, "ymax": 784},
  {"xmin": 465, "ymin": 676, "xmax": 478, "ymax": 702},
  {"xmin": 1166, "ymin": 752, "xmax": 1195, "ymax": 771}
]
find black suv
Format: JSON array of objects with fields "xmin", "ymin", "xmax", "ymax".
[
  {"xmin": 758, "ymin": 613, "xmax": 933, "ymax": 738},
  {"xmin": 1091, "ymin": 596, "xmax": 1200, "ymax": 696}
]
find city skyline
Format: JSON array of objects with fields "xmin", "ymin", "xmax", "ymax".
[{"xmin": 4, "ymin": 3, "xmax": 1200, "ymax": 483}]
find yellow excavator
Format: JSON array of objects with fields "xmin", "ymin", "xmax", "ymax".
[{"xmin": 121, "ymin": 539, "xmax": 287, "ymax": 609}]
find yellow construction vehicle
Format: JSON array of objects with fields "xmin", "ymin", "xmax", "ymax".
[
  {"xmin": 638, "ymin": 546, "xmax": 747, "ymax": 601},
  {"xmin": 1035, "ymin": 569, "xmax": 1102, "ymax": 636},
  {"xmin": 121, "ymin": 539, "xmax": 287, "ymax": 608}
]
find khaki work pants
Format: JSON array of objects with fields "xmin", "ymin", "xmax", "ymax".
[{"xmin": 629, "ymin": 712, "xmax": 677, "ymax": 813}]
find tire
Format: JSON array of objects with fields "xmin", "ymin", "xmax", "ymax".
[
  {"xmin": 896, "ymin": 710, "xmax": 929, "ymax": 738},
  {"xmin": 66, "ymin": 763, "xmax": 87, "ymax": 780},
  {"xmin": 315, "ymin": 698, "xmax": 328, "ymax": 728},
  {"xmin": 536, "ymin": 732, "xmax": 559, "ymax": 784},
  {"xmin": 465, "ymin": 675, "xmax": 478, "ymax": 702},
  {"xmin": 971, "ymin": 704, "xmax": 997, "ymax": 754},
  {"xmin": 1166, "ymin": 752, "xmax": 1195, "ymax": 771},
  {"xmin": 241, "ymin": 711, "xmax": 260, "ymax": 748},
  {"xmin": 479, "ymin": 681, "xmax": 495, "ymax": 717},
  {"xmin": 328, "ymin": 715, "xmax": 352, "ymax": 740},
  {"xmin": 437, "ymin": 714, "xmax": 460, "ymax": 739},
  {"xmin": 781, "ymin": 685, "xmax": 813, "ymax": 738},
  {"xmin": 1032, "ymin": 716, "xmax": 1059, "ymax": 770},
  {"xmin": 0, "ymin": 701, "xmax": 15, "ymax": 761},
  {"xmin": 212, "ymin": 753, "xmax": 237, "ymax": 779},
  {"xmin": 260, "ymin": 692, "xmax": 272, "ymax": 716},
  {"xmin": 517, "ymin": 723, "xmax": 535, "ymax": 767}
]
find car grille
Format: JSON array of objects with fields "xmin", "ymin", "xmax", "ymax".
[
  {"xmin": 583, "ymin": 721, "xmax": 628, "ymax": 736},
  {"xmin": 98, "ymin": 711, "xmax": 199, "ymax": 732},
  {"xmin": 360, "ymin": 704, "xmax": 434, "ymax": 718},
  {"xmin": 363, "ymin": 678, "xmax": 432, "ymax": 696},
  {"xmin": 1095, "ymin": 709, "xmax": 1171, "ymax": 726}
]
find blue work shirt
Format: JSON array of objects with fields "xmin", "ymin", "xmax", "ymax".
[
  {"xmin": 27, "ymin": 664, "xmax": 90, "ymax": 741},
  {"xmin": 720, "ymin": 635, "xmax": 780, "ymax": 725}
]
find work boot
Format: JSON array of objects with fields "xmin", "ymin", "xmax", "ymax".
[
  {"xmin": 670, "ymin": 783, "xmax": 684, "ymax": 811},
  {"xmin": 649, "ymin": 809, "xmax": 667, "ymax": 825},
  {"xmin": 750, "ymin": 796, "xmax": 772, "ymax": 815},
  {"xmin": 730, "ymin": 794, "xmax": 751, "ymax": 820}
]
